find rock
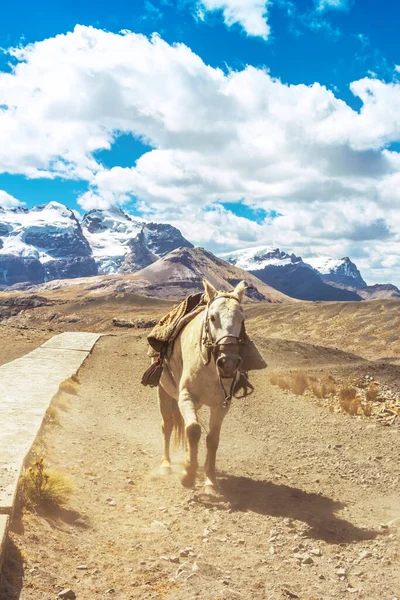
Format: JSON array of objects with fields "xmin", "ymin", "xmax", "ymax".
[
  {"xmin": 336, "ymin": 568, "xmax": 346, "ymax": 577},
  {"xmin": 45, "ymin": 256, "xmax": 97, "ymax": 280},
  {"xmin": 77, "ymin": 565, "xmax": 88, "ymax": 570},
  {"xmin": 293, "ymin": 553, "xmax": 313, "ymax": 565},
  {"xmin": 133, "ymin": 318, "xmax": 158, "ymax": 329},
  {"xmin": 169, "ymin": 556, "xmax": 180, "ymax": 564},
  {"xmin": 112, "ymin": 318, "xmax": 134, "ymax": 328},
  {"xmin": 0, "ymin": 254, "xmax": 45, "ymax": 286},
  {"xmin": 108, "ymin": 500, "xmax": 117, "ymax": 506},
  {"xmin": 310, "ymin": 548, "xmax": 322, "ymax": 556},
  {"xmin": 359, "ymin": 551, "xmax": 372, "ymax": 560},
  {"xmin": 179, "ymin": 548, "xmax": 195, "ymax": 557},
  {"xmin": 58, "ymin": 590, "xmax": 76, "ymax": 600}
]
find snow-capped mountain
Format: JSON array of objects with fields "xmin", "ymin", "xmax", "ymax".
[
  {"xmin": 81, "ymin": 206, "xmax": 145, "ymax": 273},
  {"xmin": 0, "ymin": 202, "xmax": 97, "ymax": 285},
  {"xmin": 220, "ymin": 246, "xmax": 363, "ymax": 301},
  {"xmin": 0, "ymin": 202, "xmax": 193, "ymax": 286},
  {"xmin": 81, "ymin": 207, "xmax": 193, "ymax": 274},
  {"xmin": 304, "ymin": 256, "xmax": 366, "ymax": 288},
  {"xmin": 221, "ymin": 247, "xmax": 303, "ymax": 270}
]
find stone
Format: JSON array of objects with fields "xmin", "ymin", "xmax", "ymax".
[
  {"xmin": 112, "ymin": 318, "xmax": 134, "ymax": 328},
  {"xmin": 58, "ymin": 589, "xmax": 76, "ymax": 600}
]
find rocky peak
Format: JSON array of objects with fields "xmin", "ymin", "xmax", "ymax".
[
  {"xmin": 305, "ymin": 256, "xmax": 366, "ymax": 288},
  {"xmin": 221, "ymin": 246, "xmax": 304, "ymax": 271},
  {"xmin": 81, "ymin": 205, "xmax": 144, "ymax": 234},
  {"xmin": 142, "ymin": 222, "xmax": 194, "ymax": 257}
]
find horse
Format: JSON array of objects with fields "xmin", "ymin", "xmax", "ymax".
[{"xmin": 157, "ymin": 279, "xmax": 248, "ymax": 490}]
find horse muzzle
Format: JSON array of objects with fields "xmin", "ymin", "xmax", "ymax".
[{"xmin": 216, "ymin": 353, "xmax": 242, "ymax": 378}]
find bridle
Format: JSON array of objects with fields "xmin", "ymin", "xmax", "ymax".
[{"xmin": 201, "ymin": 293, "xmax": 248, "ymax": 407}]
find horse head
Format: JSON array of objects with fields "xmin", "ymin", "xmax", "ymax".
[{"xmin": 202, "ymin": 279, "xmax": 247, "ymax": 379}]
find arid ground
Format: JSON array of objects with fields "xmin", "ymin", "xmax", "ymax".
[{"xmin": 0, "ymin": 294, "xmax": 399, "ymax": 600}]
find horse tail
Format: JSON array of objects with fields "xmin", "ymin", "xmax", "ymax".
[{"xmin": 172, "ymin": 401, "xmax": 185, "ymax": 449}]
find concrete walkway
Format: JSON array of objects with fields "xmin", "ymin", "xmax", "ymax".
[{"xmin": 0, "ymin": 332, "xmax": 101, "ymax": 567}]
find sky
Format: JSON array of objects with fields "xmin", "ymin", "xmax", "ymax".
[{"xmin": 1, "ymin": 0, "xmax": 400, "ymax": 284}]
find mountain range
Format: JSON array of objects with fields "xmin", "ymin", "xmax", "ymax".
[{"xmin": 0, "ymin": 201, "xmax": 399, "ymax": 302}]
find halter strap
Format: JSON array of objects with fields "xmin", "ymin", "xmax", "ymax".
[{"xmin": 201, "ymin": 293, "xmax": 248, "ymax": 407}]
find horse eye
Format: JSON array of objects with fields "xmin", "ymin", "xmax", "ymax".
[{"xmin": 210, "ymin": 314, "xmax": 215, "ymax": 322}]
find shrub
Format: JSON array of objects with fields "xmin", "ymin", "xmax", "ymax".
[
  {"xmin": 290, "ymin": 370, "xmax": 309, "ymax": 395},
  {"xmin": 18, "ymin": 458, "xmax": 73, "ymax": 510}
]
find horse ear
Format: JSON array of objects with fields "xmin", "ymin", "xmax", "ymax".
[
  {"xmin": 203, "ymin": 278, "xmax": 217, "ymax": 302},
  {"xmin": 233, "ymin": 280, "xmax": 248, "ymax": 302}
]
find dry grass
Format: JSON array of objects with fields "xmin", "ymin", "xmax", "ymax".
[
  {"xmin": 269, "ymin": 369, "xmax": 336, "ymax": 399},
  {"xmin": 44, "ymin": 406, "xmax": 60, "ymax": 426},
  {"xmin": 339, "ymin": 384, "xmax": 357, "ymax": 402},
  {"xmin": 59, "ymin": 376, "xmax": 79, "ymax": 396},
  {"xmin": 366, "ymin": 383, "xmax": 379, "ymax": 402},
  {"xmin": 291, "ymin": 370, "xmax": 309, "ymax": 395},
  {"xmin": 18, "ymin": 458, "xmax": 73, "ymax": 510},
  {"xmin": 340, "ymin": 395, "xmax": 361, "ymax": 416},
  {"xmin": 268, "ymin": 368, "xmax": 384, "ymax": 421},
  {"xmin": 52, "ymin": 390, "xmax": 71, "ymax": 412}
]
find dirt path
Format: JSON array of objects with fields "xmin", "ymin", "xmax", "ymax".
[
  {"xmin": 1, "ymin": 332, "xmax": 399, "ymax": 600},
  {"xmin": 0, "ymin": 325, "xmax": 51, "ymax": 366}
]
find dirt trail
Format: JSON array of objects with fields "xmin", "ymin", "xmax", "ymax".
[{"xmin": 1, "ymin": 332, "xmax": 399, "ymax": 600}]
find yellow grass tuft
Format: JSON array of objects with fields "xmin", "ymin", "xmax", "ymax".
[
  {"xmin": 59, "ymin": 377, "xmax": 79, "ymax": 396},
  {"xmin": 44, "ymin": 406, "xmax": 60, "ymax": 426},
  {"xmin": 18, "ymin": 458, "xmax": 73, "ymax": 510}
]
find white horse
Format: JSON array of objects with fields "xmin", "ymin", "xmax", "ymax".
[{"xmin": 157, "ymin": 279, "xmax": 248, "ymax": 489}]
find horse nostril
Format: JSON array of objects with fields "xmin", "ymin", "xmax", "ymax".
[{"xmin": 216, "ymin": 356, "xmax": 226, "ymax": 370}]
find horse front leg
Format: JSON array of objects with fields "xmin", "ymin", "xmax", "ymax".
[
  {"xmin": 179, "ymin": 392, "xmax": 201, "ymax": 488},
  {"xmin": 204, "ymin": 406, "xmax": 227, "ymax": 490}
]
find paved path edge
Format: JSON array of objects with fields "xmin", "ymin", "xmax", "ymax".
[{"xmin": 0, "ymin": 332, "xmax": 101, "ymax": 572}]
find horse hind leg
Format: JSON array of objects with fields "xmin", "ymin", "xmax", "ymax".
[{"xmin": 158, "ymin": 387, "xmax": 176, "ymax": 473}]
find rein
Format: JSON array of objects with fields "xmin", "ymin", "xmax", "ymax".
[{"xmin": 201, "ymin": 294, "xmax": 248, "ymax": 408}]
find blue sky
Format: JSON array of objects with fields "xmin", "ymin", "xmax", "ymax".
[{"xmin": 1, "ymin": 0, "xmax": 400, "ymax": 283}]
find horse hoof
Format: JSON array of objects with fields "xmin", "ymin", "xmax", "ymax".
[
  {"xmin": 204, "ymin": 478, "xmax": 219, "ymax": 496},
  {"xmin": 181, "ymin": 471, "xmax": 196, "ymax": 488},
  {"xmin": 160, "ymin": 464, "xmax": 172, "ymax": 475}
]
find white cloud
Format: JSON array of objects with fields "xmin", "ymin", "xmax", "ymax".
[
  {"xmin": 1, "ymin": 26, "xmax": 400, "ymax": 284},
  {"xmin": 0, "ymin": 190, "xmax": 22, "ymax": 207},
  {"xmin": 197, "ymin": 0, "xmax": 271, "ymax": 39},
  {"xmin": 316, "ymin": 0, "xmax": 349, "ymax": 11}
]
